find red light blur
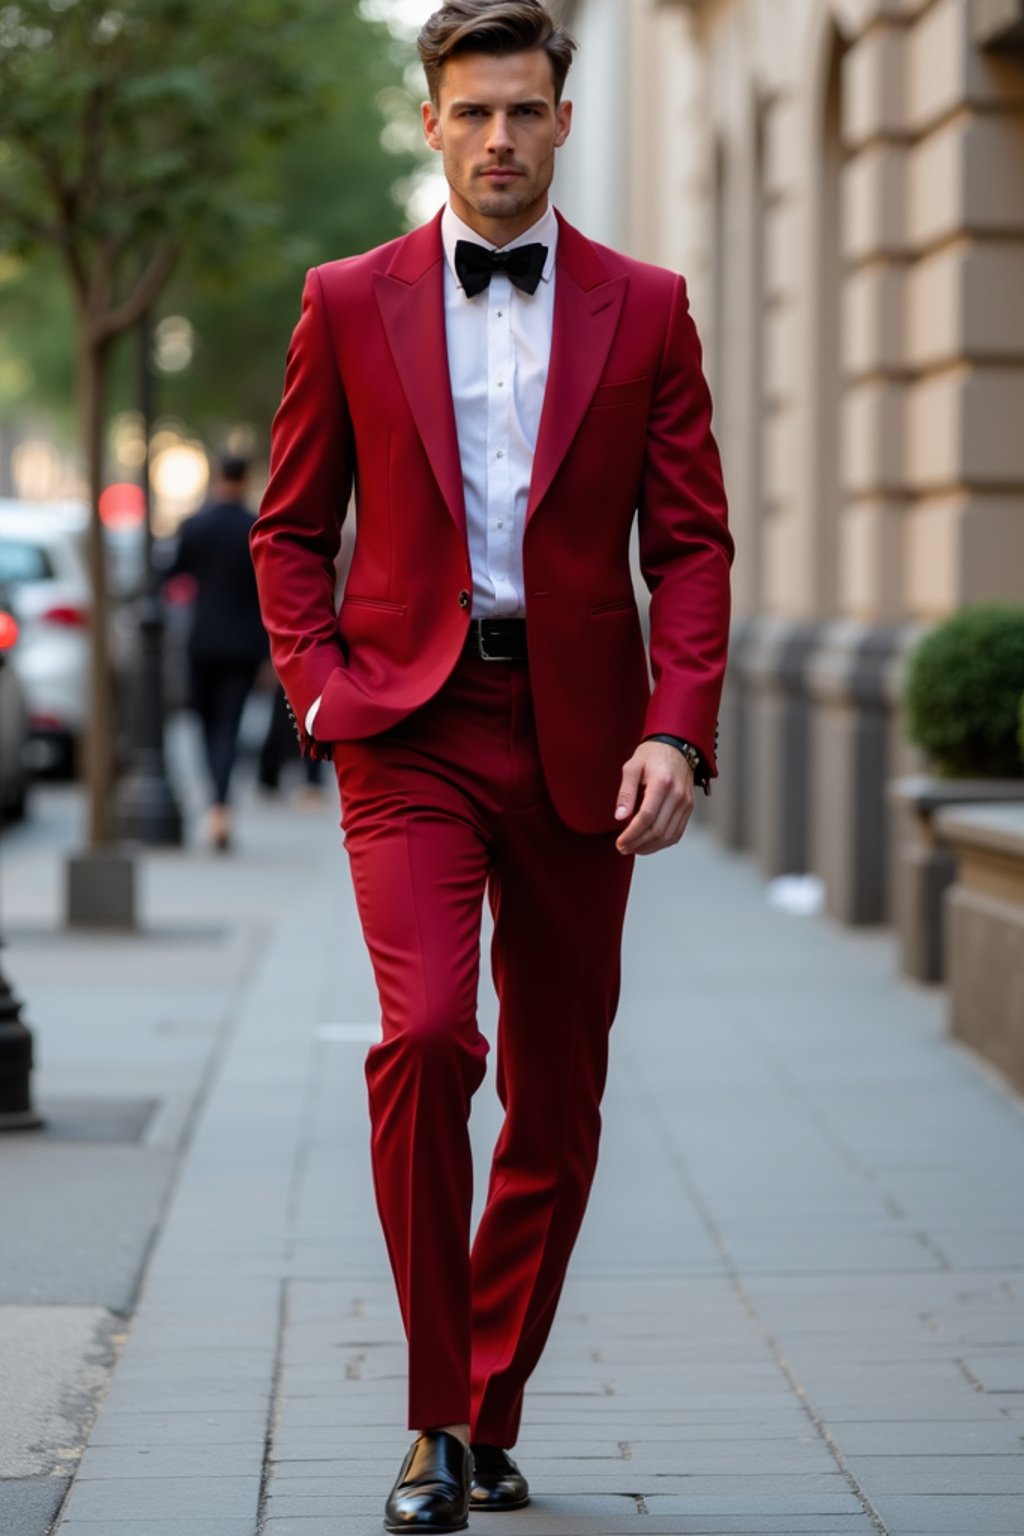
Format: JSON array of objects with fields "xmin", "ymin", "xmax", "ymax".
[
  {"xmin": 42, "ymin": 605, "xmax": 88, "ymax": 628},
  {"xmin": 99, "ymin": 482, "xmax": 146, "ymax": 529},
  {"xmin": 0, "ymin": 610, "xmax": 18, "ymax": 649}
]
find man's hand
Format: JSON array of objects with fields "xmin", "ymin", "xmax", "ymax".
[{"xmin": 614, "ymin": 740, "xmax": 695, "ymax": 856}]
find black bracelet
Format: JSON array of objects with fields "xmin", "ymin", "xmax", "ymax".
[{"xmin": 643, "ymin": 734, "xmax": 711, "ymax": 795}]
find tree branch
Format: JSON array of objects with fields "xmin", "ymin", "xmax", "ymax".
[{"xmin": 92, "ymin": 238, "xmax": 180, "ymax": 342}]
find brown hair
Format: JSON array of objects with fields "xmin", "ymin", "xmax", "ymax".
[{"xmin": 418, "ymin": 1, "xmax": 577, "ymax": 106}]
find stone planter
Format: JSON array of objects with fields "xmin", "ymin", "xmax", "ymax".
[
  {"xmin": 935, "ymin": 805, "xmax": 1024, "ymax": 1095},
  {"xmin": 889, "ymin": 776, "xmax": 1024, "ymax": 983},
  {"xmin": 805, "ymin": 620, "xmax": 912, "ymax": 925},
  {"xmin": 707, "ymin": 615, "xmax": 763, "ymax": 854},
  {"xmin": 738, "ymin": 617, "xmax": 824, "ymax": 879}
]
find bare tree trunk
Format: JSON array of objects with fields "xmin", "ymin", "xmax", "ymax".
[{"xmin": 78, "ymin": 329, "xmax": 114, "ymax": 847}]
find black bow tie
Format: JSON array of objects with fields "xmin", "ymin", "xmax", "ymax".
[{"xmin": 454, "ymin": 240, "xmax": 548, "ymax": 298}]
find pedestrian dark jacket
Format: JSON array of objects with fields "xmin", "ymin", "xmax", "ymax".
[{"xmin": 168, "ymin": 499, "xmax": 269, "ymax": 665}]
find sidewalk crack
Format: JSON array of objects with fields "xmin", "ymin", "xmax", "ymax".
[{"xmin": 255, "ymin": 1277, "xmax": 289, "ymax": 1535}]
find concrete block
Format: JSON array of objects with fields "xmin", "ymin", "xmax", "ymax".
[
  {"xmin": 843, "ymin": 261, "xmax": 906, "ymax": 376},
  {"xmin": 843, "ymin": 24, "xmax": 908, "ymax": 147},
  {"xmin": 904, "ymin": 493, "xmax": 962, "ymax": 612},
  {"xmin": 958, "ymin": 494, "xmax": 1024, "ymax": 602},
  {"xmin": 961, "ymin": 242, "xmax": 1024, "ymax": 358},
  {"xmin": 906, "ymin": 368, "xmax": 1024, "ymax": 489},
  {"xmin": 908, "ymin": 0, "xmax": 1024, "ymax": 133},
  {"xmin": 905, "ymin": 242, "xmax": 966, "ymax": 368},
  {"xmin": 762, "ymin": 510, "xmax": 812, "ymax": 616},
  {"xmin": 843, "ymin": 143, "xmax": 909, "ymax": 261},
  {"xmin": 841, "ymin": 379, "xmax": 906, "ymax": 495},
  {"xmin": 837, "ymin": 497, "xmax": 905, "ymax": 618},
  {"xmin": 908, "ymin": 113, "xmax": 1024, "ymax": 251},
  {"xmin": 938, "ymin": 805, "xmax": 1024, "ymax": 1095},
  {"xmin": 889, "ymin": 776, "xmax": 1024, "ymax": 982}
]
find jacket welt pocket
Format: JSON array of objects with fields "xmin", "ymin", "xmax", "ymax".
[
  {"xmin": 589, "ymin": 377, "xmax": 650, "ymax": 410},
  {"xmin": 342, "ymin": 595, "xmax": 407, "ymax": 615},
  {"xmin": 589, "ymin": 599, "xmax": 635, "ymax": 617}
]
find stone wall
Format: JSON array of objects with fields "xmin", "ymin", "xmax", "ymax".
[{"xmin": 555, "ymin": 0, "xmax": 1024, "ymax": 921}]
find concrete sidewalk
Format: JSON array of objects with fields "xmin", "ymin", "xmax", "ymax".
[{"xmin": 2, "ymin": 765, "xmax": 1024, "ymax": 1536}]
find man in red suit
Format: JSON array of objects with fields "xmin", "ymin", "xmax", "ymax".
[{"xmin": 251, "ymin": 3, "xmax": 732, "ymax": 1529}]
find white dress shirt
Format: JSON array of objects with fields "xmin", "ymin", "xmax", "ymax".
[
  {"xmin": 441, "ymin": 200, "xmax": 557, "ymax": 618},
  {"xmin": 307, "ymin": 202, "xmax": 558, "ymax": 734}
]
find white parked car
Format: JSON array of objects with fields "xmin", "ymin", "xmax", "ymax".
[{"xmin": 0, "ymin": 501, "xmax": 94, "ymax": 775}]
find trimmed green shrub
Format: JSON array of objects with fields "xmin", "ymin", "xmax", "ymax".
[
  {"xmin": 1019, "ymin": 691, "xmax": 1024, "ymax": 769},
  {"xmin": 905, "ymin": 604, "xmax": 1024, "ymax": 778}
]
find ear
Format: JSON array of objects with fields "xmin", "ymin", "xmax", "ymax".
[
  {"xmin": 554, "ymin": 99, "xmax": 572, "ymax": 149},
  {"xmin": 422, "ymin": 99, "xmax": 443, "ymax": 152}
]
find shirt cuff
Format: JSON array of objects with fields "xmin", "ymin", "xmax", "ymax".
[{"xmin": 305, "ymin": 695, "xmax": 323, "ymax": 735}]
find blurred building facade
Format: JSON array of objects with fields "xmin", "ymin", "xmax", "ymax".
[{"xmin": 554, "ymin": 0, "xmax": 1024, "ymax": 923}]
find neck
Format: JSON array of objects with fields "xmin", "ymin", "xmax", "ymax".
[{"xmin": 448, "ymin": 190, "xmax": 550, "ymax": 248}]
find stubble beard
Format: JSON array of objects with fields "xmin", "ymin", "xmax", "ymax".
[{"xmin": 447, "ymin": 150, "xmax": 555, "ymax": 228}]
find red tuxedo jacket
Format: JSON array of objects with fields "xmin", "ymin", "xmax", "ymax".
[{"xmin": 251, "ymin": 208, "xmax": 733, "ymax": 835}]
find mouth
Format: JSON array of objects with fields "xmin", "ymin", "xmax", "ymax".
[{"xmin": 480, "ymin": 168, "xmax": 523, "ymax": 183}]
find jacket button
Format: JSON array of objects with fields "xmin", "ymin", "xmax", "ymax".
[{"xmin": 458, "ymin": 590, "xmax": 470, "ymax": 609}]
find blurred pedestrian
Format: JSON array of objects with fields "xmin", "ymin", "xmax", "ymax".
[
  {"xmin": 167, "ymin": 453, "xmax": 267, "ymax": 850},
  {"xmin": 252, "ymin": 2, "xmax": 732, "ymax": 1528}
]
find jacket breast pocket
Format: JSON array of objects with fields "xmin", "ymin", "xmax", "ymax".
[{"xmin": 588, "ymin": 377, "xmax": 650, "ymax": 411}]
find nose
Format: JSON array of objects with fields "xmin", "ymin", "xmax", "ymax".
[{"xmin": 486, "ymin": 112, "xmax": 513, "ymax": 155}]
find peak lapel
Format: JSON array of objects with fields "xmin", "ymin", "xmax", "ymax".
[
  {"xmin": 527, "ymin": 218, "xmax": 627, "ymax": 522},
  {"xmin": 373, "ymin": 215, "xmax": 466, "ymax": 537}
]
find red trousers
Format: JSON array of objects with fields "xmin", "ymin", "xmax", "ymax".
[{"xmin": 334, "ymin": 652, "xmax": 634, "ymax": 1447}]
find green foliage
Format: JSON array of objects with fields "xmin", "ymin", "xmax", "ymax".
[
  {"xmin": 0, "ymin": 0, "xmax": 419, "ymax": 441},
  {"xmin": 0, "ymin": 0, "xmax": 345, "ymax": 267},
  {"xmin": 1018, "ymin": 691, "xmax": 1024, "ymax": 770},
  {"xmin": 905, "ymin": 604, "xmax": 1024, "ymax": 778},
  {"xmin": 155, "ymin": 4, "xmax": 420, "ymax": 439}
]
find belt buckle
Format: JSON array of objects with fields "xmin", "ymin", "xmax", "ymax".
[{"xmin": 478, "ymin": 622, "xmax": 507, "ymax": 662}]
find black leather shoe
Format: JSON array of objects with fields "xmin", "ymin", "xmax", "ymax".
[
  {"xmin": 384, "ymin": 1431, "xmax": 471, "ymax": 1533},
  {"xmin": 469, "ymin": 1443, "xmax": 530, "ymax": 1511}
]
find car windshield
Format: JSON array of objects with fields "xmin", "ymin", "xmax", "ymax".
[{"xmin": 0, "ymin": 538, "xmax": 54, "ymax": 583}]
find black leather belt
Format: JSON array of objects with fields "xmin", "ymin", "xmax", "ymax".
[{"xmin": 464, "ymin": 617, "xmax": 528, "ymax": 662}]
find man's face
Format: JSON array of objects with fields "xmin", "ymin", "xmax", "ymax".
[{"xmin": 422, "ymin": 49, "xmax": 572, "ymax": 234}]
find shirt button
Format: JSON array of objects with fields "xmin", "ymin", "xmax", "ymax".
[
  {"xmin": 458, "ymin": 590, "xmax": 470, "ymax": 609},
  {"xmin": 496, "ymin": 310, "xmax": 504, "ymax": 318},
  {"xmin": 496, "ymin": 520, "xmax": 504, "ymax": 529},
  {"xmin": 496, "ymin": 450, "xmax": 505, "ymax": 459}
]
